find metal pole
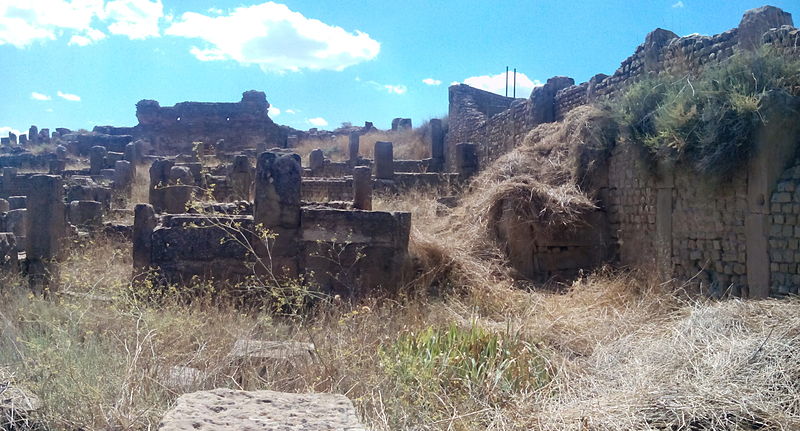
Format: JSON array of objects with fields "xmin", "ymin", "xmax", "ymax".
[
  {"xmin": 505, "ymin": 66, "xmax": 508, "ymax": 97},
  {"xmin": 513, "ymin": 68, "xmax": 517, "ymax": 98}
]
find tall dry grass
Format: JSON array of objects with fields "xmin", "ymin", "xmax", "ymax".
[{"xmin": 0, "ymin": 139, "xmax": 799, "ymax": 430}]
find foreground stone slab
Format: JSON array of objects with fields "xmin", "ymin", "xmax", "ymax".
[{"xmin": 158, "ymin": 388, "xmax": 366, "ymax": 431}]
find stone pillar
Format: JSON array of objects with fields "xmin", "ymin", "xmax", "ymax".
[
  {"xmin": 455, "ymin": 143, "xmax": 478, "ymax": 179},
  {"xmin": 373, "ymin": 141, "xmax": 394, "ymax": 180},
  {"xmin": 26, "ymin": 175, "xmax": 65, "ymax": 294},
  {"xmin": 114, "ymin": 160, "xmax": 133, "ymax": 191},
  {"xmin": 309, "ymin": 149, "xmax": 324, "ymax": 176},
  {"xmin": 228, "ymin": 155, "xmax": 253, "ymax": 201},
  {"xmin": 56, "ymin": 145, "xmax": 67, "ymax": 160},
  {"xmin": 253, "ymin": 151, "xmax": 302, "ymax": 276},
  {"xmin": 89, "ymin": 145, "xmax": 108, "ymax": 175},
  {"xmin": 149, "ymin": 159, "xmax": 174, "ymax": 212},
  {"xmin": 124, "ymin": 142, "xmax": 136, "ymax": 164},
  {"xmin": 9, "ymin": 133, "xmax": 16, "ymax": 145},
  {"xmin": 391, "ymin": 118, "xmax": 412, "ymax": 131},
  {"xmin": 348, "ymin": 132, "xmax": 360, "ymax": 163},
  {"xmin": 655, "ymin": 161, "xmax": 674, "ymax": 282},
  {"xmin": 18, "ymin": 134, "xmax": 27, "ymax": 146},
  {"xmin": 28, "ymin": 126, "xmax": 38, "ymax": 144},
  {"xmin": 0, "ymin": 198, "xmax": 9, "ymax": 212},
  {"xmin": 353, "ymin": 166, "xmax": 372, "ymax": 210},
  {"xmin": 133, "ymin": 203, "xmax": 156, "ymax": 270},
  {"xmin": 429, "ymin": 119, "xmax": 444, "ymax": 172},
  {"xmin": 39, "ymin": 128, "xmax": 50, "ymax": 144}
]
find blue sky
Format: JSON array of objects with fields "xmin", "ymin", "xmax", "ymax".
[{"xmin": 0, "ymin": 0, "xmax": 797, "ymax": 136}]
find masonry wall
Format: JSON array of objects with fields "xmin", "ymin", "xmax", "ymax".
[
  {"xmin": 447, "ymin": 8, "xmax": 800, "ymax": 176},
  {"xmin": 134, "ymin": 90, "xmax": 286, "ymax": 155}
]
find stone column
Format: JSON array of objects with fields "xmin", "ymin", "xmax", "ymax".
[
  {"xmin": 149, "ymin": 159, "xmax": 174, "ymax": 212},
  {"xmin": 353, "ymin": 166, "xmax": 372, "ymax": 210},
  {"xmin": 373, "ymin": 141, "xmax": 394, "ymax": 180},
  {"xmin": 348, "ymin": 132, "xmax": 360, "ymax": 163},
  {"xmin": 9, "ymin": 133, "xmax": 17, "ymax": 145},
  {"xmin": 253, "ymin": 151, "xmax": 302, "ymax": 277},
  {"xmin": 228, "ymin": 155, "xmax": 254, "ymax": 201},
  {"xmin": 309, "ymin": 149, "xmax": 324, "ymax": 176},
  {"xmin": 133, "ymin": 203, "xmax": 157, "ymax": 271},
  {"xmin": 56, "ymin": 145, "xmax": 67, "ymax": 161},
  {"xmin": 429, "ymin": 119, "xmax": 444, "ymax": 172},
  {"xmin": 28, "ymin": 126, "xmax": 38, "ymax": 144},
  {"xmin": 18, "ymin": 134, "xmax": 27, "ymax": 146},
  {"xmin": 455, "ymin": 143, "xmax": 478, "ymax": 179},
  {"xmin": 114, "ymin": 160, "xmax": 133, "ymax": 191},
  {"xmin": 26, "ymin": 175, "xmax": 65, "ymax": 294},
  {"xmin": 89, "ymin": 145, "xmax": 108, "ymax": 175}
]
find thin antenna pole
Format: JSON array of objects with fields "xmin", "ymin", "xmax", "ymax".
[
  {"xmin": 513, "ymin": 68, "xmax": 517, "ymax": 98},
  {"xmin": 505, "ymin": 66, "xmax": 509, "ymax": 97}
]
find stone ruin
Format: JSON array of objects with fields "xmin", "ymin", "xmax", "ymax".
[
  {"xmin": 134, "ymin": 151, "xmax": 411, "ymax": 296},
  {"xmin": 445, "ymin": 5, "xmax": 800, "ymax": 297},
  {"xmin": 1, "ymin": 5, "xmax": 798, "ymax": 302}
]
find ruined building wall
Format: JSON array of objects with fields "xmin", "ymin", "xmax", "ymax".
[
  {"xmin": 447, "ymin": 6, "xmax": 799, "ymax": 176},
  {"xmin": 134, "ymin": 90, "xmax": 286, "ymax": 155}
]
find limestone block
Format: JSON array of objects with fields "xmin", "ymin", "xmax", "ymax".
[{"xmin": 158, "ymin": 389, "xmax": 365, "ymax": 431}]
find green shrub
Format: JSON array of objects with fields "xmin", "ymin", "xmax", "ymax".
[
  {"xmin": 613, "ymin": 47, "xmax": 800, "ymax": 177},
  {"xmin": 379, "ymin": 323, "xmax": 550, "ymax": 407}
]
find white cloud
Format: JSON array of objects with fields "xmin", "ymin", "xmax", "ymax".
[
  {"xmin": 450, "ymin": 81, "xmax": 459, "ymax": 86},
  {"xmin": 422, "ymin": 78, "xmax": 441, "ymax": 86},
  {"xmin": 105, "ymin": 0, "xmax": 163, "ymax": 39},
  {"xmin": 0, "ymin": 0, "xmax": 105, "ymax": 47},
  {"xmin": 0, "ymin": 0, "xmax": 161, "ymax": 47},
  {"xmin": 0, "ymin": 127, "xmax": 22, "ymax": 137},
  {"xmin": 461, "ymin": 71, "xmax": 542, "ymax": 97},
  {"xmin": 364, "ymin": 80, "xmax": 407, "ymax": 95},
  {"xmin": 307, "ymin": 117, "xmax": 328, "ymax": 127},
  {"xmin": 672, "ymin": 1, "xmax": 685, "ymax": 8},
  {"xmin": 165, "ymin": 2, "xmax": 380, "ymax": 73},
  {"xmin": 57, "ymin": 91, "xmax": 81, "ymax": 101},
  {"xmin": 384, "ymin": 84, "xmax": 407, "ymax": 95},
  {"xmin": 69, "ymin": 27, "xmax": 106, "ymax": 46},
  {"xmin": 285, "ymin": 109, "xmax": 297, "ymax": 114},
  {"xmin": 270, "ymin": 106, "xmax": 281, "ymax": 116},
  {"xmin": 31, "ymin": 92, "xmax": 51, "ymax": 101}
]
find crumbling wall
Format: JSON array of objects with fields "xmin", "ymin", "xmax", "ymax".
[
  {"xmin": 447, "ymin": 6, "xmax": 799, "ymax": 176},
  {"xmin": 135, "ymin": 90, "xmax": 285, "ymax": 155}
]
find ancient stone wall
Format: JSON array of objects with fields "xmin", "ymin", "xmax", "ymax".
[
  {"xmin": 135, "ymin": 90, "xmax": 285, "ymax": 155},
  {"xmin": 447, "ymin": 7, "xmax": 799, "ymax": 175},
  {"xmin": 302, "ymin": 178, "xmax": 353, "ymax": 202},
  {"xmin": 768, "ymin": 162, "xmax": 800, "ymax": 296}
]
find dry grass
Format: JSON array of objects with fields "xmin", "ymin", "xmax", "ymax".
[
  {"xmin": 1, "ymin": 116, "xmax": 798, "ymax": 429},
  {"xmin": 292, "ymin": 126, "xmax": 432, "ymax": 164}
]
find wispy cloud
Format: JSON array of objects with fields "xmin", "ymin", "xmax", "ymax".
[
  {"xmin": 31, "ymin": 92, "xmax": 51, "ymax": 101},
  {"xmin": 459, "ymin": 71, "xmax": 542, "ymax": 97},
  {"xmin": 57, "ymin": 91, "xmax": 81, "ymax": 101},
  {"xmin": 165, "ymin": 2, "xmax": 380, "ymax": 73},
  {"xmin": 307, "ymin": 117, "xmax": 328, "ymax": 127},
  {"xmin": 672, "ymin": 1, "xmax": 685, "ymax": 8},
  {"xmin": 364, "ymin": 80, "xmax": 407, "ymax": 95},
  {"xmin": 270, "ymin": 106, "xmax": 281, "ymax": 116},
  {"xmin": 422, "ymin": 78, "xmax": 441, "ymax": 86}
]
